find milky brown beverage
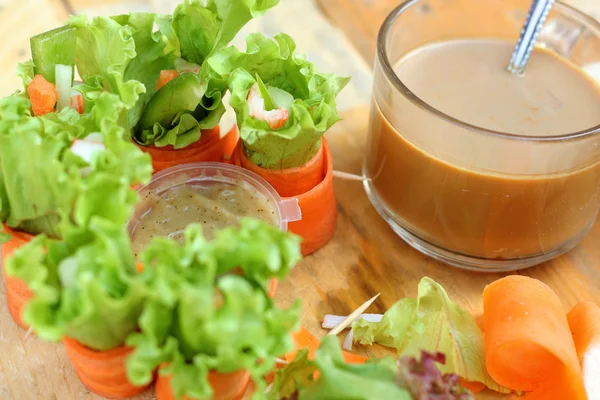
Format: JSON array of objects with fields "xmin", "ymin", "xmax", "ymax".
[{"xmin": 365, "ymin": 39, "xmax": 600, "ymax": 259}]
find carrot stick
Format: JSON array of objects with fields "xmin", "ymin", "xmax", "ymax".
[
  {"xmin": 63, "ymin": 337, "xmax": 151, "ymax": 399},
  {"xmin": 483, "ymin": 276, "xmax": 586, "ymax": 399},
  {"xmin": 139, "ymin": 126, "xmax": 239, "ymax": 173},
  {"xmin": 155, "ymin": 363, "xmax": 250, "ymax": 400},
  {"xmin": 2, "ymin": 225, "xmax": 35, "ymax": 329},
  {"xmin": 156, "ymin": 70, "xmax": 180, "ymax": 91},
  {"xmin": 28, "ymin": 74, "xmax": 57, "ymax": 116},
  {"xmin": 567, "ymin": 301, "xmax": 600, "ymax": 363},
  {"xmin": 231, "ymin": 138, "xmax": 336, "ymax": 256}
]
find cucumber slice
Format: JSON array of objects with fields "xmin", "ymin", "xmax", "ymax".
[{"xmin": 30, "ymin": 26, "xmax": 77, "ymax": 83}]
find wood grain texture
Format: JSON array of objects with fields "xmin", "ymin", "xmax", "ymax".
[{"xmin": 316, "ymin": 0, "xmax": 600, "ymax": 64}]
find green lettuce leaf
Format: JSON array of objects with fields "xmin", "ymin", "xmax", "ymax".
[
  {"xmin": 134, "ymin": 69, "xmax": 226, "ymax": 149},
  {"xmin": 69, "ymin": 14, "xmax": 146, "ymax": 117},
  {"xmin": 126, "ymin": 219, "xmax": 302, "ymax": 400},
  {"xmin": 17, "ymin": 60, "xmax": 36, "ymax": 91},
  {"xmin": 111, "ymin": 12, "xmax": 180, "ymax": 128},
  {"xmin": 6, "ymin": 214, "xmax": 145, "ymax": 351},
  {"xmin": 352, "ymin": 277, "xmax": 509, "ymax": 393},
  {"xmin": 131, "ymin": 0, "xmax": 279, "ymax": 148},
  {"xmin": 208, "ymin": 32, "xmax": 350, "ymax": 169},
  {"xmin": 0, "ymin": 88, "xmax": 151, "ymax": 239},
  {"xmin": 269, "ymin": 336, "xmax": 411, "ymax": 400},
  {"xmin": 172, "ymin": 0, "xmax": 279, "ymax": 66}
]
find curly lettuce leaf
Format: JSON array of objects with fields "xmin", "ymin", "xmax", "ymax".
[
  {"xmin": 69, "ymin": 14, "xmax": 146, "ymax": 115},
  {"xmin": 208, "ymin": 32, "xmax": 350, "ymax": 169},
  {"xmin": 6, "ymin": 215, "xmax": 145, "ymax": 351},
  {"xmin": 126, "ymin": 219, "xmax": 302, "ymax": 400},
  {"xmin": 111, "ymin": 12, "xmax": 180, "ymax": 128},
  {"xmin": 0, "ymin": 88, "xmax": 151, "ymax": 239},
  {"xmin": 17, "ymin": 60, "xmax": 36, "ymax": 91},
  {"xmin": 352, "ymin": 277, "xmax": 509, "ymax": 393},
  {"xmin": 130, "ymin": 0, "xmax": 278, "ymax": 148},
  {"xmin": 172, "ymin": 0, "xmax": 279, "ymax": 66}
]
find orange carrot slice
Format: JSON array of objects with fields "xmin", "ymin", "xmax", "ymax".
[
  {"xmin": 28, "ymin": 74, "xmax": 57, "ymax": 116},
  {"xmin": 483, "ymin": 276, "xmax": 587, "ymax": 399},
  {"xmin": 156, "ymin": 70, "xmax": 179, "ymax": 91},
  {"xmin": 2, "ymin": 224, "xmax": 35, "ymax": 329},
  {"xmin": 155, "ymin": 363, "xmax": 250, "ymax": 400},
  {"xmin": 63, "ymin": 337, "xmax": 151, "ymax": 399},
  {"xmin": 567, "ymin": 301, "xmax": 600, "ymax": 398},
  {"xmin": 231, "ymin": 138, "xmax": 336, "ymax": 256}
]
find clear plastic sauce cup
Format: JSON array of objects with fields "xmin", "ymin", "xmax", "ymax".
[{"xmin": 129, "ymin": 162, "xmax": 302, "ymax": 256}]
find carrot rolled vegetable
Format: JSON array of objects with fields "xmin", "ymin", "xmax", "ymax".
[
  {"xmin": 63, "ymin": 337, "xmax": 151, "ymax": 399},
  {"xmin": 483, "ymin": 275, "xmax": 587, "ymax": 400},
  {"xmin": 6, "ymin": 212, "xmax": 151, "ymax": 398},
  {"xmin": 210, "ymin": 33, "xmax": 349, "ymax": 256},
  {"xmin": 104, "ymin": 0, "xmax": 278, "ymax": 173},
  {"xmin": 1, "ymin": 225, "xmax": 35, "ymax": 329},
  {"xmin": 125, "ymin": 219, "xmax": 302, "ymax": 400},
  {"xmin": 567, "ymin": 301, "xmax": 600, "ymax": 398}
]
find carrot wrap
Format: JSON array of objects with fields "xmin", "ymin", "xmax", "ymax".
[
  {"xmin": 156, "ymin": 364, "xmax": 250, "ymax": 400},
  {"xmin": 1, "ymin": 225, "xmax": 34, "ymax": 329},
  {"xmin": 483, "ymin": 276, "xmax": 587, "ymax": 400},
  {"xmin": 138, "ymin": 125, "xmax": 239, "ymax": 173},
  {"xmin": 232, "ymin": 139, "xmax": 336, "ymax": 256},
  {"xmin": 63, "ymin": 337, "xmax": 151, "ymax": 399}
]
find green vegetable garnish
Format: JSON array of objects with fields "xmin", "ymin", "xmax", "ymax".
[
  {"xmin": 208, "ymin": 32, "xmax": 350, "ymax": 169},
  {"xmin": 125, "ymin": 218, "xmax": 302, "ymax": 400},
  {"xmin": 352, "ymin": 277, "xmax": 509, "ymax": 393},
  {"xmin": 30, "ymin": 26, "xmax": 77, "ymax": 83}
]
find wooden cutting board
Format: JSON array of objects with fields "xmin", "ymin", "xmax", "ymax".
[{"xmin": 4, "ymin": 106, "xmax": 598, "ymax": 399}]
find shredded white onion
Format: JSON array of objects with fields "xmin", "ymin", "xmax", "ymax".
[
  {"xmin": 342, "ymin": 329, "xmax": 354, "ymax": 351},
  {"xmin": 55, "ymin": 64, "xmax": 73, "ymax": 111},
  {"xmin": 322, "ymin": 313, "xmax": 384, "ymax": 329}
]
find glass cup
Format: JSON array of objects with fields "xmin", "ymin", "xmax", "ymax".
[{"xmin": 364, "ymin": 0, "xmax": 600, "ymax": 271}]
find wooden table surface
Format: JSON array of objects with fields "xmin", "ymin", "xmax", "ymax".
[{"xmin": 2, "ymin": 0, "xmax": 600, "ymax": 399}]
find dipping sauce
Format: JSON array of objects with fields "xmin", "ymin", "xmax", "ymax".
[
  {"xmin": 366, "ymin": 39, "xmax": 600, "ymax": 259},
  {"xmin": 130, "ymin": 176, "xmax": 279, "ymax": 257}
]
